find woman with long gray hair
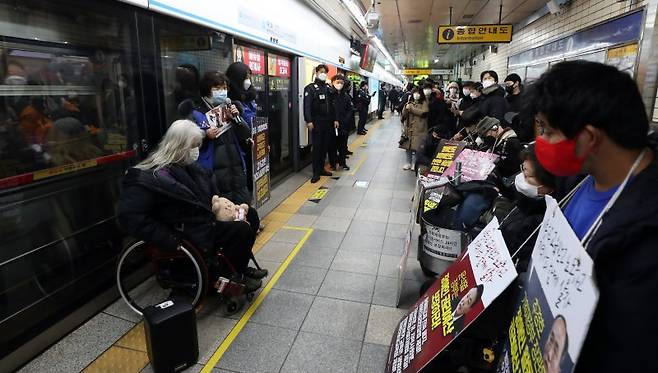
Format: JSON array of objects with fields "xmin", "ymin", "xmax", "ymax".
[{"xmin": 118, "ymin": 119, "xmax": 266, "ymax": 292}]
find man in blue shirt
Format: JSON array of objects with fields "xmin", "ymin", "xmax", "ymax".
[{"xmin": 527, "ymin": 60, "xmax": 658, "ymax": 372}]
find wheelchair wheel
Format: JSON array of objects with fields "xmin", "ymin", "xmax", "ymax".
[{"xmin": 116, "ymin": 241, "xmax": 208, "ymax": 316}]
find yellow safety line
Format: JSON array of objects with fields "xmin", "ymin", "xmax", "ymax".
[
  {"xmin": 82, "ymin": 116, "xmax": 389, "ymax": 373},
  {"xmin": 201, "ymin": 227, "xmax": 313, "ymax": 373},
  {"xmin": 348, "ymin": 155, "xmax": 368, "ymax": 175}
]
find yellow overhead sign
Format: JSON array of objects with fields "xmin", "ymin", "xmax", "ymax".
[
  {"xmin": 401, "ymin": 69, "xmax": 453, "ymax": 76},
  {"xmin": 607, "ymin": 43, "xmax": 638, "ymax": 59},
  {"xmin": 402, "ymin": 69, "xmax": 431, "ymax": 75},
  {"xmin": 437, "ymin": 24, "xmax": 513, "ymax": 44}
]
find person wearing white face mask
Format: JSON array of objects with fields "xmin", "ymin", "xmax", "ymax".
[
  {"xmin": 446, "ymin": 81, "xmax": 460, "ymax": 108},
  {"xmin": 226, "ymin": 62, "xmax": 263, "ymax": 224},
  {"xmin": 304, "ymin": 64, "xmax": 340, "ymax": 183},
  {"xmin": 400, "ymin": 88, "xmax": 429, "ymax": 171},
  {"xmin": 330, "ymin": 74, "xmax": 352, "ymax": 170},
  {"xmin": 118, "ymin": 119, "xmax": 266, "ymax": 294},
  {"xmin": 179, "ymin": 71, "xmax": 252, "ymax": 207},
  {"xmin": 498, "ymin": 145, "xmax": 556, "ymax": 269},
  {"xmin": 478, "ymin": 70, "xmax": 508, "ymax": 122}
]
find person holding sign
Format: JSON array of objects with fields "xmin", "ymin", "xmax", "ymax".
[
  {"xmin": 179, "ymin": 72, "xmax": 255, "ymax": 212},
  {"xmin": 527, "ymin": 60, "xmax": 658, "ymax": 372}
]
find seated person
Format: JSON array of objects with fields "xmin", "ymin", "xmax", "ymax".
[
  {"xmin": 498, "ymin": 145, "xmax": 556, "ymax": 271},
  {"xmin": 118, "ymin": 119, "xmax": 266, "ymax": 292},
  {"xmin": 475, "ymin": 116, "xmax": 521, "ymax": 178}
]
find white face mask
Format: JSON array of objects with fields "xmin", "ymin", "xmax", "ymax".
[
  {"xmin": 470, "ymin": 93, "xmax": 478, "ymax": 99},
  {"xmin": 243, "ymin": 79, "xmax": 252, "ymax": 90},
  {"xmin": 211, "ymin": 89, "xmax": 228, "ymax": 104},
  {"xmin": 413, "ymin": 93, "xmax": 421, "ymax": 101},
  {"xmin": 462, "ymin": 88, "xmax": 471, "ymax": 96},
  {"xmin": 423, "ymin": 89, "xmax": 432, "ymax": 97},
  {"xmin": 482, "ymin": 79, "xmax": 495, "ymax": 89},
  {"xmin": 514, "ymin": 172, "xmax": 541, "ymax": 199},
  {"xmin": 187, "ymin": 147, "xmax": 200, "ymax": 163},
  {"xmin": 317, "ymin": 73, "xmax": 327, "ymax": 81},
  {"xmin": 334, "ymin": 83, "xmax": 344, "ymax": 91}
]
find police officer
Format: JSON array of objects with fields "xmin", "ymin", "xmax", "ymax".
[
  {"xmin": 355, "ymin": 81, "xmax": 374, "ymax": 135},
  {"xmin": 304, "ymin": 64, "xmax": 338, "ymax": 183}
]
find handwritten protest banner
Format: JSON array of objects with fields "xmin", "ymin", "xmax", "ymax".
[
  {"xmin": 442, "ymin": 149, "xmax": 499, "ymax": 182},
  {"xmin": 387, "ymin": 219, "xmax": 517, "ymax": 373},
  {"xmin": 497, "ymin": 196, "xmax": 599, "ymax": 373}
]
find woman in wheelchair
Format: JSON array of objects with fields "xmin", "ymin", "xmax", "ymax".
[{"xmin": 118, "ymin": 119, "xmax": 266, "ymax": 293}]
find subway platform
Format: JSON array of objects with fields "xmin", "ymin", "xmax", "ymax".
[{"xmin": 19, "ymin": 115, "xmax": 448, "ymax": 373}]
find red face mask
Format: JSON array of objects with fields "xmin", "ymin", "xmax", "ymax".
[{"xmin": 535, "ymin": 135, "xmax": 589, "ymax": 177}]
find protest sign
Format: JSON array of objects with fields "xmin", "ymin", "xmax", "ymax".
[
  {"xmin": 205, "ymin": 105, "xmax": 233, "ymax": 137},
  {"xmin": 429, "ymin": 140, "xmax": 466, "ymax": 175},
  {"xmin": 387, "ymin": 218, "xmax": 517, "ymax": 373},
  {"xmin": 497, "ymin": 196, "xmax": 599, "ymax": 373},
  {"xmin": 443, "ymin": 149, "xmax": 499, "ymax": 182},
  {"xmin": 420, "ymin": 219, "xmax": 465, "ymax": 262},
  {"xmin": 252, "ymin": 117, "xmax": 271, "ymax": 208}
]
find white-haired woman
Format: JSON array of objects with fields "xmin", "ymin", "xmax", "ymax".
[{"xmin": 118, "ymin": 120, "xmax": 266, "ymax": 292}]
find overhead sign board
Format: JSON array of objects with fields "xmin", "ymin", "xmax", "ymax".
[
  {"xmin": 401, "ymin": 69, "xmax": 453, "ymax": 76},
  {"xmin": 437, "ymin": 24, "xmax": 513, "ymax": 44},
  {"xmin": 508, "ymin": 10, "xmax": 642, "ymax": 67}
]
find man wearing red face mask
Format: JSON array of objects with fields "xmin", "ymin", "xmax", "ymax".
[{"xmin": 528, "ymin": 60, "xmax": 658, "ymax": 372}]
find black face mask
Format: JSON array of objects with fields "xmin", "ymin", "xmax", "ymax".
[{"xmin": 505, "ymin": 84, "xmax": 516, "ymax": 94}]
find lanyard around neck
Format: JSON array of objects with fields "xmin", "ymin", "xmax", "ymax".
[
  {"xmin": 580, "ymin": 148, "xmax": 647, "ymax": 247},
  {"xmin": 202, "ymin": 97, "xmax": 215, "ymax": 111},
  {"xmin": 510, "ymin": 148, "xmax": 646, "ymax": 258}
]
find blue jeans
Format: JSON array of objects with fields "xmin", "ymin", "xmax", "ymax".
[{"xmin": 453, "ymin": 193, "xmax": 492, "ymax": 231}]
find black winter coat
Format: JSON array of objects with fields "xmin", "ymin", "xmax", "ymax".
[
  {"xmin": 576, "ymin": 146, "xmax": 658, "ymax": 372},
  {"xmin": 183, "ymin": 100, "xmax": 252, "ymax": 205},
  {"xmin": 212, "ymin": 120, "xmax": 252, "ymax": 205},
  {"xmin": 416, "ymin": 127, "xmax": 441, "ymax": 168},
  {"xmin": 118, "ymin": 164, "xmax": 219, "ymax": 253},
  {"xmin": 332, "ymin": 88, "xmax": 353, "ymax": 136},
  {"xmin": 492, "ymin": 129, "xmax": 522, "ymax": 178},
  {"xmin": 499, "ymin": 194, "xmax": 546, "ymax": 270},
  {"xmin": 427, "ymin": 97, "xmax": 454, "ymax": 138},
  {"xmin": 479, "ymin": 85, "xmax": 508, "ymax": 122},
  {"xmin": 355, "ymin": 88, "xmax": 371, "ymax": 112}
]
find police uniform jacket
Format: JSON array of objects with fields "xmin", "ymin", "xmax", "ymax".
[
  {"xmin": 355, "ymin": 88, "xmax": 371, "ymax": 112},
  {"xmin": 304, "ymin": 78, "xmax": 336, "ymax": 131}
]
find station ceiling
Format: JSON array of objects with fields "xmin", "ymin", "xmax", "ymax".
[{"xmin": 359, "ymin": 0, "xmax": 548, "ymax": 69}]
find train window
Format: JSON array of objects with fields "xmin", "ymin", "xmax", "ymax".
[
  {"xmin": 158, "ymin": 18, "xmax": 234, "ymax": 126},
  {"xmin": 0, "ymin": 0, "xmax": 138, "ymax": 188}
]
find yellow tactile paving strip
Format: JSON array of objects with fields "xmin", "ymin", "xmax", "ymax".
[{"xmin": 82, "ymin": 120, "xmax": 382, "ymax": 372}]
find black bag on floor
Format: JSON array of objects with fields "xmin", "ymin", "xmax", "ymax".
[{"xmin": 143, "ymin": 299, "xmax": 199, "ymax": 372}]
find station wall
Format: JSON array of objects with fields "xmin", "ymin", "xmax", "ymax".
[{"xmin": 458, "ymin": 0, "xmax": 646, "ymax": 80}]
